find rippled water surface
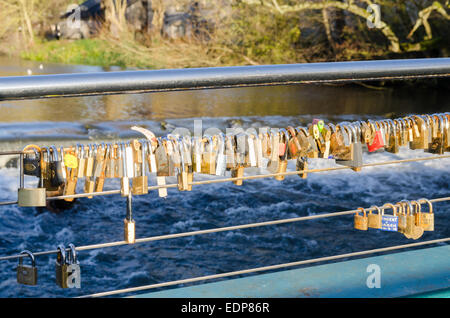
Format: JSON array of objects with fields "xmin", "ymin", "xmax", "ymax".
[{"xmin": 0, "ymin": 57, "xmax": 449, "ymax": 297}]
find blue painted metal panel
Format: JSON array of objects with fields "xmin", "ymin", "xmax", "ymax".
[{"xmin": 132, "ymin": 245, "xmax": 450, "ymax": 298}]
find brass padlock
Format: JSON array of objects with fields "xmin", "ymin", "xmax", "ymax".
[
  {"xmin": 396, "ymin": 202, "xmax": 407, "ymax": 234},
  {"xmin": 416, "ymin": 198, "xmax": 434, "ymax": 231},
  {"xmin": 367, "ymin": 205, "xmax": 382, "ymax": 229},
  {"xmin": 354, "ymin": 207, "xmax": 368, "ymax": 231},
  {"xmin": 17, "ymin": 250, "xmax": 38, "ymax": 286},
  {"xmin": 131, "ymin": 140, "xmax": 148, "ymax": 195},
  {"xmin": 410, "ymin": 116, "xmax": 428, "ymax": 149},
  {"xmin": 275, "ymin": 129, "xmax": 289, "ymax": 181},
  {"xmin": 399, "ymin": 200, "xmax": 424, "ymax": 239}
]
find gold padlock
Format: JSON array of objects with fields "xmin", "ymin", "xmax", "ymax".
[
  {"xmin": 367, "ymin": 205, "xmax": 382, "ymax": 229},
  {"xmin": 402, "ymin": 201, "xmax": 423, "ymax": 239},
  {"xmin": 354, "ymin": 207, "xmax": 368, "ymax": 231},
  {"xmin": 416, "ymin": 198, "xmax": 434, "ymax": 231}
]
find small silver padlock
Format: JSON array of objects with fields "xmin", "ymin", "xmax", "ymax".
[{"xmin": 18, "ymin": 151, "xmax": 46, "ymax": 207}]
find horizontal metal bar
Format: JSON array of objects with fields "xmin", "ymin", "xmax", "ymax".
[
  {"xmin": 0, "ymin": 58, "xmax": 449, "ymax": 100},
  {"xmin": 80, "ymin": 238, "xmax": 450, "ymax": 298}
]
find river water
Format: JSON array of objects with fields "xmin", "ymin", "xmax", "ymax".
[{"xmin": 0, "ymin": 57, "xmax": 449, "ymax": 297}]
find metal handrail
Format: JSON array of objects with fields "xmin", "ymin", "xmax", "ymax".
[{"xmin": 0, "ymin": 58, "xmax": 449, "ymax": 100}]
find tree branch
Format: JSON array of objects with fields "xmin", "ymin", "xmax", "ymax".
[{"xmin": 241, "ymin": 0, "xmax": 401, "ymax": 52}]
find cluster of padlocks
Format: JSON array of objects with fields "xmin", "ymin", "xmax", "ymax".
[
  {"xmin": 17, "ymin": 112, "xmax": 450, "ymax": 208},
  {"xmin": 16, "ymin": 244, "xmax": 81, "ymax": 288},
  {"xmin": 354, "ymin": 199, "xmax": 435, "ymax": 240}
]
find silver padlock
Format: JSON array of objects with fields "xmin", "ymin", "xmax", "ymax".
[{"xmin": 18, "ymin": 151, "xmax": 47, "ymax": 207}]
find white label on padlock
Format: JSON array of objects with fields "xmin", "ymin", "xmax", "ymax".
[{"xmin": 125, "ymin": 146, "xmax": 134, "ymax": 178}]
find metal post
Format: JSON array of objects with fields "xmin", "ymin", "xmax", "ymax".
[{"xmin": 19, "ymin": 153, "xmax": 24, "ymax": 189}]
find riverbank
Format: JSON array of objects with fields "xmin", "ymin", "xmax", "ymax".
[{"xmin": 1, "ymin": 1, "xmax": 449, "ymax": 70}]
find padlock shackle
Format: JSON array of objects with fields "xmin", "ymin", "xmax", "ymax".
[
  {"xmin": 356, "ymin": 207, "xmax": 366, "ymax": 217},
  {"xmin": 369, "ymin": 205, "xmax": 383, "ymax": 215},
  {"xmin": 56, "ymin": 244, "xmax": 66, "ymax": 265},
  {"xmin": 399, "ymin": 200, "xmax": 413, "ymax": 215},
  {"xmin": 67, "ymin": 243, "xmax": 78, "ymax": 265},
  {"xmin": 417, "ymin": 198, "xmax": 433, "ymax": 214},
  {"xmin": 19, "ymin": 250, "xmax": 36, "ymax": 267},
  {"xmin": 381, "ymin": 203, "xmax": 397, "ymax": 215}
]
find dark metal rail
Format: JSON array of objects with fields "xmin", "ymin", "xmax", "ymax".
[{"xmin": 0, "ymin": 58, "xmax": 449, "ymax": 100}]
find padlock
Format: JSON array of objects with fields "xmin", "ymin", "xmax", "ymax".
[
  {"xmin": 416, "ymin": 198, "xmax": 434, "ymax": 231},
  {"xmin": 84, "ymin": 144, "xmax": 95, "ymax": 177},
  {"xmin": 335, "ymin": 124, "xmax": 363, "ymax": 171},
  {"xmin": 120, "ymin": 142, "xmax": 130, "ymax": 197},
  {"xmin": 296, "ymin": 156, "xmax": 308, "ymax": 179},
  {"xmin": 156, "ymin": 138, "xmax": 170, "ymax": 177},
  {"xmin": 427, "ymin": 115, "xmax": 445, "ymax": 154},
  {"xmin": 385, "ymin": 120, "xmax": 400, "ymax": 153},
  {"xmin": 380, "ymin": 203, "xmax": 398, "ymax": 232},
  {"xmin": 367, "ymin": 205, "xmax": 383, "ymax": 229},
  {"xmin": 124, "ymin": 194, "xmax": 136, "ymax": 244},
  {"xmin": 23, "ymin": 145, "xmax": 42, "ymax": 177},
  {"xmin": 396, "ymin": 202, "xmax": 407, "ymax": 234},
  {"xmin": 16, "ymin": 250, "xmax": 38, "ymax": 286},
  {"xmin": 295, "ymin": 127, "xmax": 314, "ymax": 158},
  {"xmin": 76, "ymin": 144, "xmax": 86, "ymax": 178},
  {"xmin": 399, "ymin": 200, "xmax": 424, "ymax": 239},
  {"xmin": 49, "ymin": 145, "xmax": 66, "ymax": 188},
  {"xmin": 177, "ymin": 141, "xmax": 190, "ymax": 191},
  {"xmin": 287, "ymin": 126, "xmax": 301, "ymax": 159},
  {"xmin": 367, "ymin": 122, "xmax": 384, "ymax": 152},
  {"xmin": 132, "ymin": 140, "xmax": 149, "ymax": 195},
  {"xmin": 267, "ymin": 131, "xmax": 281, "ymax": 173},
  {"xmin": 66, "ymin": 244, "xmax": 81, "ymax": 288},
  {"xmin": 62, "ymin": 147, "xmax": 78, "ymax": 202},
  {"xmin": 275, "ymin": 129, "xmax": 289, "ymax": 181},
  {"xmin": 18, "ymin": 146, "xmax": 47, "ymax": 207},
  {"xmin": 354, "ymin": 207, "xmax": 368, "ymax": 231},
  {"xmin": 329, "ymin": 126, "xmax": 348, "ymax": 159},
  {"xmin": 84, "ymin": 146, "xmax": 96, "ymax": 198},
  {"xmin": 55, "ymin": 244, "xmax": 69, "ymax": 288},
  {"xmin": 215, "ymin": 134, "xmax": 227, "ymax": 176}
]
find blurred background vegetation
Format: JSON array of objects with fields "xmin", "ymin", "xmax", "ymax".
[{"xmin": 0, "ymin": 0, "xmax": 449, "ymax": 69}]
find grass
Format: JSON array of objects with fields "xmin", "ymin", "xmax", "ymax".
[{"xmin": 21, "ymin": 38, "xmax": 145, "ymax": 68}]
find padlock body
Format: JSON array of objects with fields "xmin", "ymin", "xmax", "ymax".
[
  {"xmin": 368, "ymin": 213, "xmax": 382, "ymax": 229},
  {"xmin": 18, "ymin": 188, "xmax": 46, "ymax": 207},
  {"xmin": 124, "ymin": 218, "xmax": 136, "ymax": 244},
  {"xmin": 131, "ymin": 176, "xmax": 148, "ymax": 195},
  {"xmin": 416, "ymin": 213, "xmax": 434, "ymax": 231},
  {"xmin": 381, "ymin": 215, "xmax": 398, "ymax": 231},
  {"xmin": 354, "ymin": 214, "xmax": 368, "ymax": 230},
  {"xmin": 17, "ymin": 265, "xmax": 38, "ymax": 285},
  {"xmin": 56, "ymin": 263, "xmax": 69, "ymax": 288}
]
